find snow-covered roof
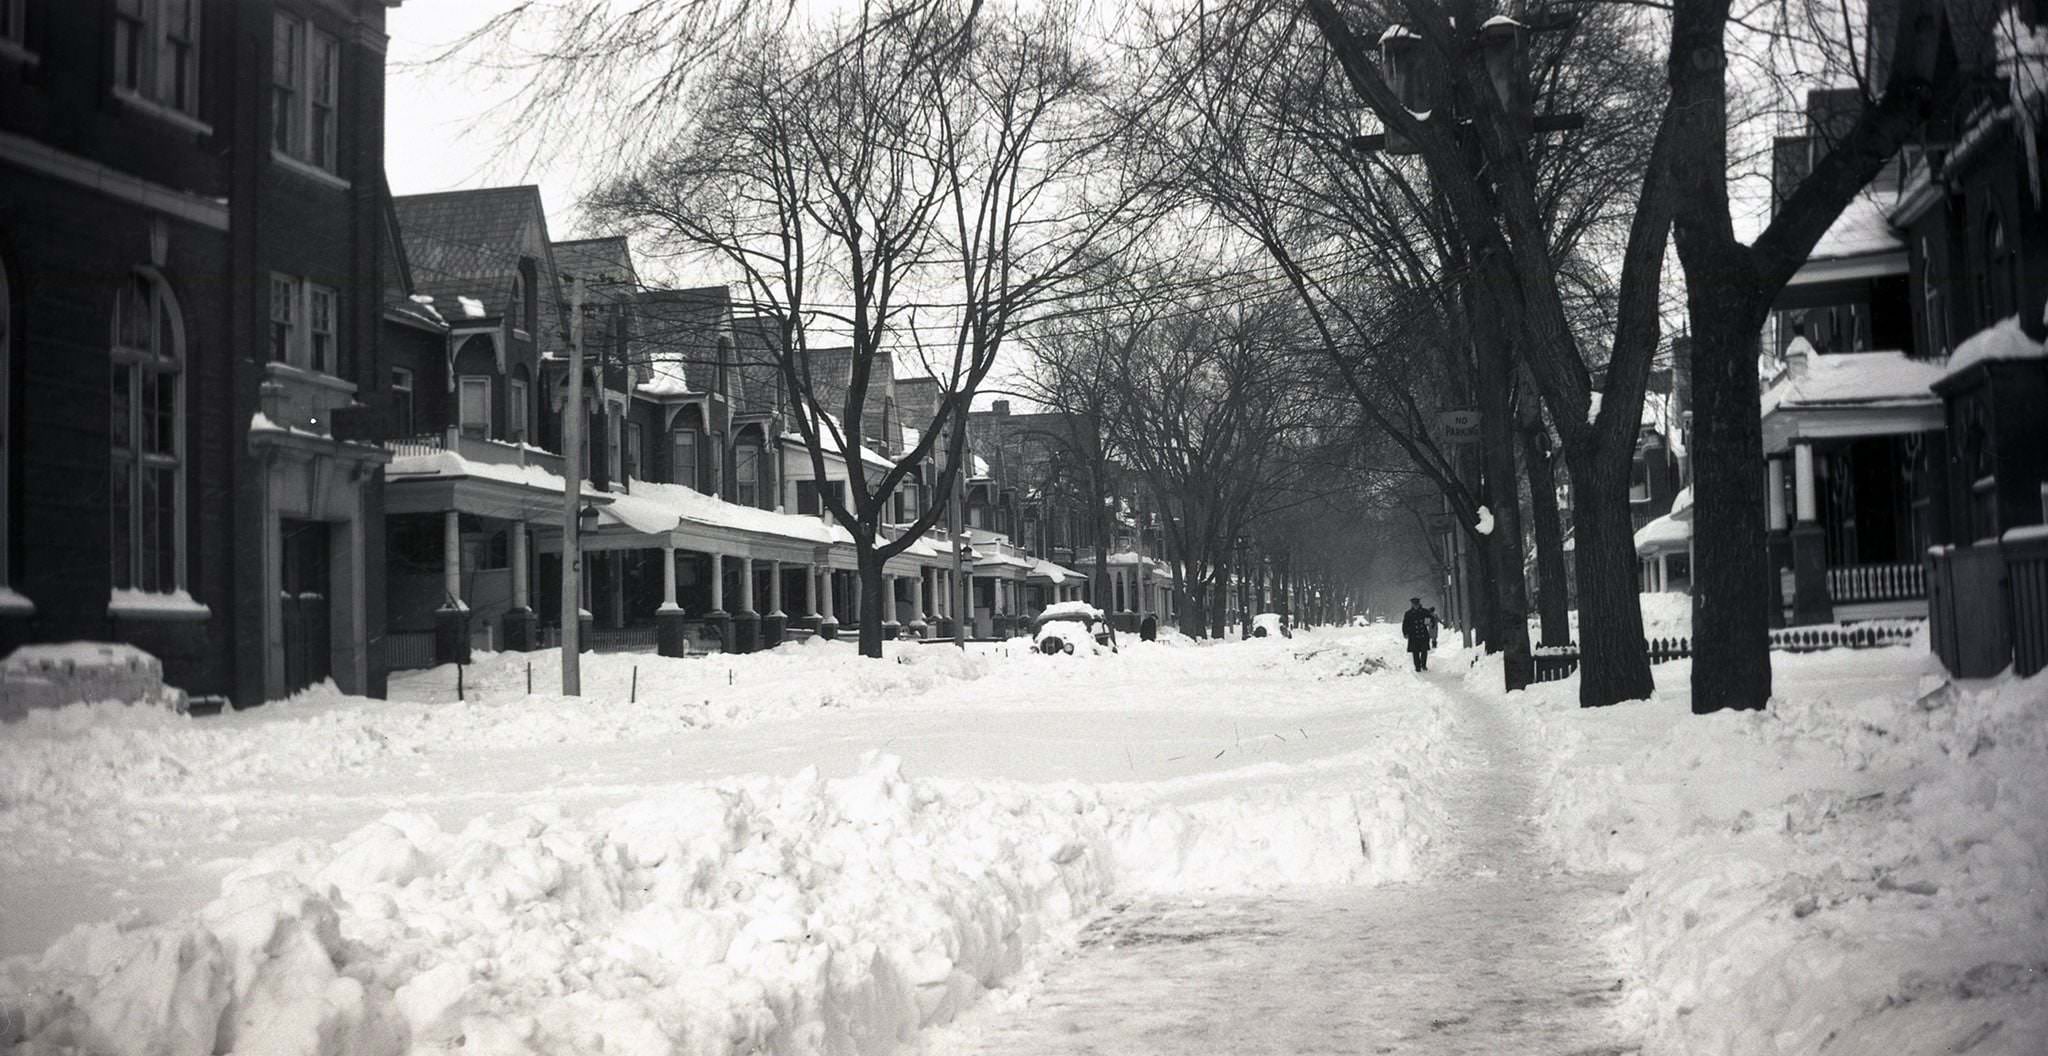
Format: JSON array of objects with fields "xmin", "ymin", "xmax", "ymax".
[
  {"xmin": 619, "ymin": 478, "xmax": 854, "ymax": 546},
  {"xmin": 1029, "ymin": 558, "xmax": 1085, "ymax": 584},
  {"xmin": 387, "ymin": 450, "xmax": 599, "ymax": 496},
  {"xmin": 1760, "ymin": 349, "xmax": 1946, "ymax": 417},
  {"xmin": 1939, "ymin": 315, "xmax": 2046, "ymax": 384},
  {"xmin": 1803, "ymin": 192, "xmax": 1902, "ymax": 263},
  {"xmin": 1634, "ymin": 511, "xmax": 1690, "ymax": 554}
]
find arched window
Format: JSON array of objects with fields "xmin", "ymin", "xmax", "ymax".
[
  {"xmin": 509, "ymin": 271, "xmax": 526, "ymax": 334},
  {"xmin": 111, "ymin": 270, "xmax": 185, "ymax": 594}
]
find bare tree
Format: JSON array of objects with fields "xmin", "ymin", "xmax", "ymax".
[{"xmin": 589, "ymin": 3, "xmax": 1149, "ymax": 657}]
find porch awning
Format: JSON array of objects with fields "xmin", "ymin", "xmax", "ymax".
[{"xmin": 1760, "ymin": 348, "xmax": 1946, "ymax": 453}]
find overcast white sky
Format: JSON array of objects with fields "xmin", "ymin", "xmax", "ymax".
[{"xmin": 385, "ymin": 1, "xmax": 592, "ymax": 234}]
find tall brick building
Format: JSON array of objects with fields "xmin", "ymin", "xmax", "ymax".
[{"xmin": 1, "ymin": 0, "xmax": 400, "ymax": 706}]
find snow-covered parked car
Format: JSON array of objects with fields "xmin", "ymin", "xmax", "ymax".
[
  {"xmin": 1032, "ymin": 601, "xmax": 1118, "ymax": 655},
  {"xmin": 1251, "ymin": 612, "xmax": 1291, "ymax": 639}
]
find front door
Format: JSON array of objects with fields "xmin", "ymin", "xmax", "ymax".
[{"xmin": 281, "ymin": 519, "xmax": 331, "ymax": 694}]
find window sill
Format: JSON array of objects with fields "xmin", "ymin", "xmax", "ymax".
[
  {"xmin": 269, "ymin": 149, "xmax": 350, "ymax": 191},
  {"xmin": 108, "ymin": 588, "xmax": 211, "ymax": 621},
  {"xmin": 0, "ymin": 39, "xmax": 38, "ymax": 68},
  {"xmin": 111, "ymin": 88, "xmax": 213, "ymax": 137}
]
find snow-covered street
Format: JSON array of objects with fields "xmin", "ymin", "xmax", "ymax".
[{"xmin": 4, "ymin": 627, "xmax": 2043, "ymax": 1055}]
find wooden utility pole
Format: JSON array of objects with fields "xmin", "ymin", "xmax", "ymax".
[{"xmin": 560, "ymin": 277, "xmax": 585, "ymax": 694}]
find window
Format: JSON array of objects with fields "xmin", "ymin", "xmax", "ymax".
[
  {"xmin": 509, "ymin": 273, "xmax": 526, "ymax": 334},
  {"xmin": 272, "ymin": 13, "xmax": 339, "ymax": 173},
  {"xmin": 268, "ymin": 275, "xmax": 336, "ymax": 373},
  {"xmin": 458, "ymin": 376, "xmax": 491, "ymax": 437},
  {"xmin": 1629, "ymin": 455, "xmax": 1651, "ymax": 502},
  {"xmin": 797, "ymin": 479, "xmax": 843, "ymax": 515},
  {"xmin": 1984, "ymin": 215, "xmax": 2016, "ymax": 323},
  {"xmin": 115, "ymin": 0, "xmax": 199, "ymax": 116},
  {"xmin": 709, "ymin": 432, "xmax": 724, "ymax": 496},
  {"xmin": 735, "ymin": 442, "xmax": 759, "ymax": 507},
  {"xmin": 508, "ymin": 377, "xmax": 528, "ymax": 443},
  {"xmin": 1921, "ymin": 237, "xmax": 1948, "ymax": 358},
  {"xmin": 111, "ymin": 271, "xmax": 184, "ymax": 594},
  {"xmin": 671, "ymin": 428, "xmax": 697, "ymax": 490},
  {"xmin": 307, "ymin": 285, "xmax": 334, "ymax": 373},
  {"xmin": 624, "ymin": 421, "xmax": 642, "ymax": 482},
  {"xmin": 389, "ymin": 367, "xmax": 414, "ymax": 438}
]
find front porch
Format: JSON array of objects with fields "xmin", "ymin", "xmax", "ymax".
[{"xmin": 1760, "ymin": 342, "xmax": 1947, "ymax": 626}]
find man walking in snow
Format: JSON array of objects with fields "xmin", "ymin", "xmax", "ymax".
[{"xmin": 1402, "ymin": 598, "xmax": 1434, "ymax": 671}]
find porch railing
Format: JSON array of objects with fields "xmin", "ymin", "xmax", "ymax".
[
  {"xmin": 1530, "ymin": 626, "xmax": 1919, "ymax": 684},
  {"xmin": 384, "ymin": 429, "xmax": 567, "ymax": 477},
  {"xmin": 382, "ymin": 631, "xmax": 437, "ymax": 672},
  {"xmin": 1828, "ymin": 562, "xmax": 1925, "ymax": 603}
]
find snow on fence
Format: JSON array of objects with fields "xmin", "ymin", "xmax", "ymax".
[
  {"xmin": 1826, "ymin": 561, "xmax": 1926, "ymax": 602},
  {"xmin": 1530, "ymin": 624, "xmax": 1919, "ymax": 684}
]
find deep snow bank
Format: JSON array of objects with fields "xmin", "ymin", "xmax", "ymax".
[
  {"xmin": 2, "ymin": 633, "xmax": 1453, "ymax": 1055},
  {"xmin": 1502, "ymin": 650, "xmax": 2048, "ymax": 1056}
]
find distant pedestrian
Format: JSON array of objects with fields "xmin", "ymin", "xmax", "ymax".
[
  {"xmin": 1402, "ymin": 598, "xmax": 1434, "ymax": 671},
  {"xmin": 1426, "ymin": 606, "xmax": 1440, "ymax": 649}
]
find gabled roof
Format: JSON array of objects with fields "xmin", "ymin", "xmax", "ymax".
[
  {"xmin": 551, "ymin": 237, "xmax": 638, "ymax": 303},
  {"xmin": 731, "ymin": 315, "xmax": 785, "ymax": 416},
  {"xmin": 392, "ymin": 186, "xmax": 565, "ymax": 350},
  {"xmin": 633, "ymin": 287, "xmax": 731, "ymax": 397}
]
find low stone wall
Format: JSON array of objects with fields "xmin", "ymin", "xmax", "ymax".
[{"xmin": 0, "ymin": 642, "xmax": 184, "ymax": 721}]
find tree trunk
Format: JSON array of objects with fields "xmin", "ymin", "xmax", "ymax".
[
  {"xmin": 1521, "ymin": 423, "xmax": 1572, "ymax": 647},
  {"xmin": 1563, "ymin": 446, "xmax": 1656, "ymax": 706},
  {"xmin": 856, "ymin": 545, "xmax": 888, "ymax": 658},
  {"xmin": 1474, "ymin": 326, "xmax": 1534, "ymax": 688},
  {"xmin": 1688, "ymin": 307, "xmax": 1774, "ymax": 713}
]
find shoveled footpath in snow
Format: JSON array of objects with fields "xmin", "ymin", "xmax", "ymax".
[{"xmin": 921, "ymin": 669, "xmax": 1641, "ymax": 1056}]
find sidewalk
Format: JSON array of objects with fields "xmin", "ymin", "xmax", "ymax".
[{"xmin": 931, "ymin": 672, "xmax": 1643, "ymax": 1055}]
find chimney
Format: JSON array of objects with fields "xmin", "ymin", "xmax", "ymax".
[
  {"xmin": 1784, "ymin": 334, "xmax": 1815, "ymax": 379},
  {"xmin": 993, "ymin": 399, "xmax": 1011, "ymax": 416}
]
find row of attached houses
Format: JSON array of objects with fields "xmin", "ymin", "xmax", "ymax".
[
  {"xmin": 0, "ymin": 0, "xmax": 1113, "ymax": 711},
  {"xmin": 1630, "ymin": 0, "xmax": 2048, "ymax": 676}
]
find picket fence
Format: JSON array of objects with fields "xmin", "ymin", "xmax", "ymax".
[{"xmin": 1531, "ymin": 623, "xmax": 1919, "ymax": 684}]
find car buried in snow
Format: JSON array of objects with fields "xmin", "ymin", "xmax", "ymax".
[
  {"xmin": 1031, "ymin": 601, "xmax": 1118, "ymax": 655},
  {"xmin": 1252, "ymin": 612, "xmax": 1291, "ymax": 639}
]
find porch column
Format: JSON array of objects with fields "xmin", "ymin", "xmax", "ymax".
[
  {"xmin": 702, "ymin": 552, "xmax": 733, "ymax": 653},
  {"xmin": 733, "ymin": 555, "xmax": 759, "ymax": 653},
  {"xmin": 501, "ymin": 523, "xmax": 536, "ymax": 650},
  {"xmin": 1789, "ymin": 440, "xmax": 1833, "ymax": 625},
  {"xmin": 1765, "ymin": 457, "xmax": 1791, "ymax": 628},
  {"xmin": 656, "ymin": 541, "xmax": 688, "ymax": 657},
  {"xmin": 762, "ymin": 559, "xmax": 786, "ymax": 648},
  {"xmin": 511, "ymin": 524, "xmax": 530, "ymax": 609},
  {"xmin": 912, "ymin": 569, "xmax": 930, "ymax": 637},
  {"xmin": 882, "ymin": 573, "xmax": 901, "ymax": 635},
  {"xmin": 818, "ymin": 564, "xmax": 838, "ymax": 639},
  {"xmin": 434, "ymin": 510, "xmax": 471, "ymax": 665}
]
